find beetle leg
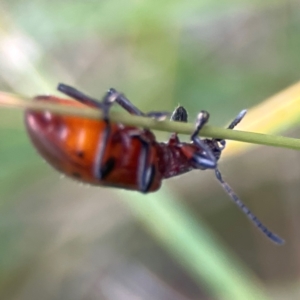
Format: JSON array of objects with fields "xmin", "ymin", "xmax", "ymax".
[
  {"xmin": 57, "ymin": 84, "xmax": 104, "ymax": 109},
  {"xmin": 190, "ymin": 111, "xmax": 217, "ymax": 169},
  {"xmin": 106, "ymin": 88, "xmax": 170, "ymax": 120},
  {"xmin": 58, "ymin": 84, "xmax": 169, "ymax": 119},
  {"xmin": 123, "ymin": 133, "xmax": 156, "ymax": 193},
  {"xmin": 57, "ymin": 83, "xmax": 114, "ymax": 121},
  {"xmin": 136, "ymin": 137, "xmax": 156, "ymax": 193},
  {"xmin": 102, "ymin": 88, "xmax": 143, "ymax": 115},
  {"xmin": 214, "ymin": 109, "xmax": 247, "ymax": 150}
]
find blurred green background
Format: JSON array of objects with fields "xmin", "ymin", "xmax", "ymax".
[{"xmin": 1, "ymin": 1, "xmax": 300, "ymax": 299}]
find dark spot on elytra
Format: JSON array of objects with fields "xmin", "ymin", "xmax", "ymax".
[
  {"xmin": 72, "ymin": 172, "xmax": 82, "ymax": 178},
  {"xmin": 76, "ymin": 151, "xmax": 85, "ymax": 158},
  {"xmin": 99, "ymin": 157, "xmax": 115, "ymax": 179}
]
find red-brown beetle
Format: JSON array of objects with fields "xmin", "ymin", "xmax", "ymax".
[{"xmin": 25, "ymin": 84, "xmax": 284, "ymax": 244}]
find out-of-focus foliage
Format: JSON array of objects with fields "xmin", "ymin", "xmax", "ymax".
[{"xmin": 1, "ymin": 1, "xmax": 300, "ymax": 299}]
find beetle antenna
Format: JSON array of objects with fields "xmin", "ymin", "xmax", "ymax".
[
  {"xmin": 227, "ymin": 109, "xmax": 247, "ymax": 129},
  {"xmin": 215, "ymin": 168, "xmax": 284, "ymax": 245}
]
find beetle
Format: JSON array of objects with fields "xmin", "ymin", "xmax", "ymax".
[{"xmin": 25, "ymin": 84, "xmax": 284, "ymax": 244}]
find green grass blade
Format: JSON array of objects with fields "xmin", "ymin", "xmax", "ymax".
[{"xmin": 123, "ymin": 186, "xmax": 270, "ymax": 300}]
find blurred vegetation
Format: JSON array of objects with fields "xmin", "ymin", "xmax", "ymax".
[{"xmin": 1, "ymin": 1, "xmax": 300, "ymax": 299}]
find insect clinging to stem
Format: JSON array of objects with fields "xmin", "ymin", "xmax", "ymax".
[{"xmin": 24, "ymin": 83, "xmax": 284, "ymax": 244}]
